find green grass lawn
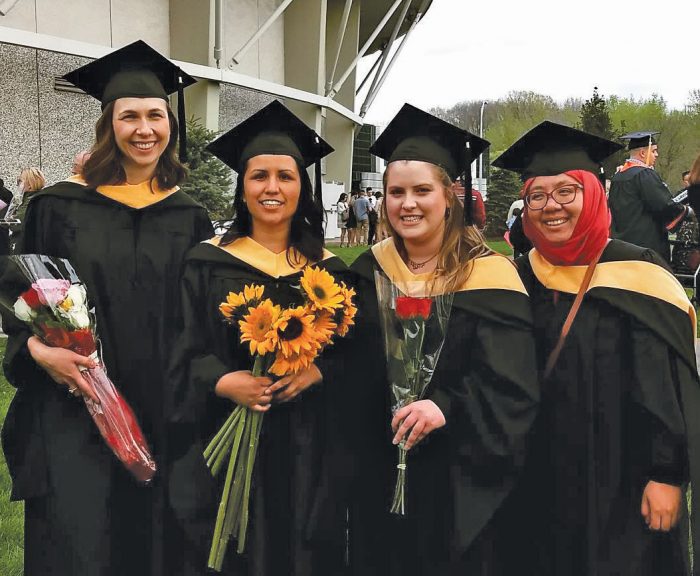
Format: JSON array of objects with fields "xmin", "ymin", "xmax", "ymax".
[
  {"xmin": 329, "ymin": 238, "xmax": 512, "ymax": 265},
  {"xmin": 0, "ymin": 340, "xmax": 24, "ymax": 576}
]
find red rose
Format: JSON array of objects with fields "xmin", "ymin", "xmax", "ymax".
[
  {"xmin": 67, "ymin": 329, "xmax": 97, "ymax": 356},
  {"xmin": 39, "ymin": 324, "xmax": 71, "ymax": 348},
  {"xmin": 20, "ymin": 287, "xmax": 43, "ymax": 309},
  {"xmin": 395, "ymin": 296, "xmax": 432, "ymax": 320}
]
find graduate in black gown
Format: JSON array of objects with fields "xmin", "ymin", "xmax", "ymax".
[
  {"xmin": 493, "ymin": 121, "xmax": 700, "ymax": 576},
  {"xmin": 348, "ymin": 105, "xmax": 539, "ymax": 576},
  {"xmin": 168, "ymin": 100, "xmax": 350, "ymax": 575},
  {"xmin": 1, "ymin": 41, "xmax": 213, "ymax": 576}
]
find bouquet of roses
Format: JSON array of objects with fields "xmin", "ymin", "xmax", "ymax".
[
  {"xmin": 374, "ymin": 270, "xmax": 453, "ymax": 515},
  {"xmin": 204, "ymin": 266, "xmax": 356, "ymax": 570},
  {"xmin": 0, "ymin": 254, "xmax": 156, "ymax": 483}
]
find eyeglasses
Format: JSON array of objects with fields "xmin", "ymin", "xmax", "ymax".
[{"xmin": 525, "ymin": 184, "xmax": 582, "ymax": 210}]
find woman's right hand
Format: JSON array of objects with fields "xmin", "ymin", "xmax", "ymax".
[
  {"xmin": 27, "ymin": 336, "xmax": 99, "ymax": 402},
  {"xmin": 215, "ymin": 370, "xmax": 273, "ymax": 412}
]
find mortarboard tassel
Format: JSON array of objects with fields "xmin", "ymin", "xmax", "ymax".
[
  {"xmin": 177, "ymin": 74, "xmax": 187, "ymax": 163},
  {"xmin": 314, "ymin": 136, "xmax": 323, "ymax": 205},
  {"xmin": 463, "ymin": 142, "xmax": 474, "ymax": 226}
]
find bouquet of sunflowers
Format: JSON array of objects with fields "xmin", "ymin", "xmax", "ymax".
[{"xmin": 205, "ymin": 265, "xmax": 356, "ymax": 571}]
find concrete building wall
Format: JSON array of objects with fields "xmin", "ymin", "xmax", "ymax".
[
  {"xmin": 223, "ymin": 0, "xmax": 285, "ymax": 84},
  {"xmin": 0, "ymin": 0, "xmax": 170, "ymax": 52},
  {"xmin": 0, "ymin": 43, "xmax": 101, "ymax": 186}
]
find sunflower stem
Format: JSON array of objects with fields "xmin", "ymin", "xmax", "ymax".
[
  {"xmin": 237, "ymin": 411, "xmax": 264, "ymax": 553},
  {"xmin": 204, "ymin": 408, "xmax": 240, "ymax": 461},
  {"xmin": 207, "ymin": 407, "xmax": 247, "ymax": 571}
]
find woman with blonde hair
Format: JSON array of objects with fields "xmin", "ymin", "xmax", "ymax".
[
  {"xmin": 349, "ymin": 104, "xmax": 539, "ymax": 575},
  {"xmin": 10, "ymin": 166, "xmax": 46, "ymax": 252}
]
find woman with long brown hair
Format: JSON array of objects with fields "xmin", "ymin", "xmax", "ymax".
[
  {"xmin": 1, "ymin": 41, "xmax": 212, "ymax": 576},
  {"xmin": 349, "ymin": 104, "xmax": 539, "ymax": 575}
]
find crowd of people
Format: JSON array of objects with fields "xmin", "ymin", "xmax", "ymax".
[{"xmin": 1, "ymin": 39, "xmax": 700, "ymax": 576}]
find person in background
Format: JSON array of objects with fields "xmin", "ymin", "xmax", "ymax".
[
  {"xmin": 608, "ymin": 131, "xmax": 690, "ymax": 263},
  {"xmin": 346, "ymin": 189, "xmax": 359, "ymax": 246},
  {"xmin": 686, "ymin": 154, "xmax": 700, "ymax": 215},
  {"xmin": 11, "ymin": 166, "xmax": 46, "ymax": 253},
  {"xmin": 374, "ymin": 190, "xmax": 387, "ymax": 242},
  {"xmin": 337, "ymin": 192, "xmax": 350, "ymax": 247},
  {"xmin": 71, "ymin": 150, "xmax": 92, "ymax": 176},
  {"xmin": 0, "ymin": 177, "xmax": 14, "ymax": 255},
  {"xmin": 494, "ymin": 120, "xmax": 699, "ymax": 576},
  {"xmin": 452, "ymin": 178, "xmax": 486, "ymax": 229},
  {"xmin": 353, "ymin": 188, "xmax": 370, "ymax": 245},
  {"xmin": 1, "ymin": 41, "xmax": 212, "ymax": 576},
  {"xmin": 366, "ymin": 187, "xmax": 379, "ymax": 245},
  {"xmin": 681, "ymin": 170, "xmax": 690, "ymax": 192}
]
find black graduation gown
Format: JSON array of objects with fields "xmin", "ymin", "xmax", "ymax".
[
  {"xmin": 167, "ymin": 239, "xmax": 351, "ymax": 576},
  {"xmin": 609, "ymin": 166, "xmax": 685, "ymax": 262},
  {"xmin": 1, "ymin": 180, "xmax": 213, "ymax": 576},
  {"xmin": 511, "ymin": 239, "xmax": 700, "ymax": 576},
  {"xmin": 348, "ymin": 240, "xmax": 539, "ymax": 576}
]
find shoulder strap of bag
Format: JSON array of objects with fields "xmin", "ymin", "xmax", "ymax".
[{"xmin": 543, "ymin": 244, "xmax": 607, "ymax": 380}]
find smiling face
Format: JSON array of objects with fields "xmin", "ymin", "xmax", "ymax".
[
  {"xmin": 243, "ymin": 154, "xmax": 301, "ymax": 234},
  {"xmin": 112, "ymin": 97, "xmax": 170, "ymax": 179},
  {"xmin": 525, "ymin": 173, "xmax": 584, "ymax": 243},
  {"xmin": 384, "ymin": 160, "xmax": 448, "ymax": 247}
]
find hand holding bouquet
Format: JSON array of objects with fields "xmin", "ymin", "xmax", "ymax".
[
  {"xmin": 0, "ymin": 255, "xmax": 156, "ymax": 483},
  {"xmin": 374, "ymin": 271, "xmax": 453, "ymax": 515},
  {"xmin": 205, "ymin": 266, "xmax": 356, "ymax": 571}
]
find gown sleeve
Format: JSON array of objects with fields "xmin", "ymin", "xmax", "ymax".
[
  {"xmin": 629, "ymin": 316, "xmax": 688, "ymax": 486},
  {"xmin": 168, "ymin": 258, "xmax": 231, "ymax": 429},
  {"xmin": 2, "ymin": 195, "xmax": 53, "ymax": 389},
  {"xmin": 436, "ymin": 315, "xmax": 539, "ymax": 477}
]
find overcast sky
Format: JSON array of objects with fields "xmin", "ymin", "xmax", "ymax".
[{"xmin": 358, "ymin": 0, "xmax": 699, "ymax": 126}]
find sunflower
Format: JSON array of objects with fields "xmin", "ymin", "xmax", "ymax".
[
  {"xmin": 300, "ymin": 266, "xmax": 344, "ymax": 313},
  {"xmin": 335, "ymin": 282, "xmax": 357, "ymax": 337},
  {"xmin": 274, "ymin": 306, "xmax": 322, "ymax": 357},
  {"xmin": 238, "ymin": 299, "xmax": 281, "ymax": 356},
  {"xmin": 311, "ymin": 310, "xmax": 337, "ymax": 345},
  {"xmin": 269, "ymin": 346, "xmax": 317, "ymax": 376},
  {"xmin": 219, "ymin": 284, "xmax": 265, "ymax": 320}
]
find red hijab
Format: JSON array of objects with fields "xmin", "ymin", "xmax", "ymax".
[{"xmin": 521, "ymin": 169, "xmax": 610, "ymax": 266}]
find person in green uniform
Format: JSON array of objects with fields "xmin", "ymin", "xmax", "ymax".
[
  {"xmin": 167, "ymin": 100, "xmax": 351, "ymax": 575},
  {"xmin": 608, "ymin": 130, "xmax": 690, "ymax": 263},
  {"xmin": 348, "ymin": 104, "xmax": 539, "ymax": 576},
  {"xmin": 1, "ymin": 40, "xmax": 213, "ymax": 576},
  {"xmin": 492, "ymin": 121, "xmax": 700, "ymax": 576}
]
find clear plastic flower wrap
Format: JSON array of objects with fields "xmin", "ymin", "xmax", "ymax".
[
  {"xmin": 373, "ymin": 270, "xmax": 454, "ymax": 514},
  {"xmin": 0, "ymin": 254, "xmax": 156, "ymax": 483}
]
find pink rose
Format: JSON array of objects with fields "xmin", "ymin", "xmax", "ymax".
[{"xmin": 32, "ymin": 279, "xmax": 71, "ymax": 308}]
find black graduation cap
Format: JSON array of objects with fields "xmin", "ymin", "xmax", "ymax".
[
  {"xmin": 492, "ymin": 121, "xmax": 623, "ymax": 180},
  {"xmin": 620, "ymin": 130, "xmax": 659, "ymax": 151},
  {"xmin": 369, "ymin": 103, "xmax": 490, "ymax": 226},
  {"xmin": 62, "ymin": 40, "xmax": 197, "ymax": 162},
  {"xmin": 206, "ymin": 100, "xmax": 334, "ymax": 203}
]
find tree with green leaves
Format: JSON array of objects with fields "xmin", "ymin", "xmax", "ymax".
[
  {"xmin": 180, "ymin": 118, "xmax": 234, "ymax": 220},
  {"xmin": 484, "ymin": 167, "xmax": 522, "ymax": 238},
  {"xmin": 579, "ymin": 87, "xmax": 615, "ymax": 139}
]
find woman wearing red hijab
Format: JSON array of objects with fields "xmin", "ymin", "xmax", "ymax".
[{"xmin": 494, "ymin": 122, "xmax": 700, "ymax": 576}]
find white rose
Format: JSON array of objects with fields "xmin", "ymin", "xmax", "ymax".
[
  {"xmin": 67, "ymin": 308, "xmax": 91, "ymax": 329},
  {"xmin": 13, "ymin": 297, "xmax": 36, "ymax": 322},
  {"xmin": 66, "ymin": 284, "xmax": 87, "ymax": 309}
]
